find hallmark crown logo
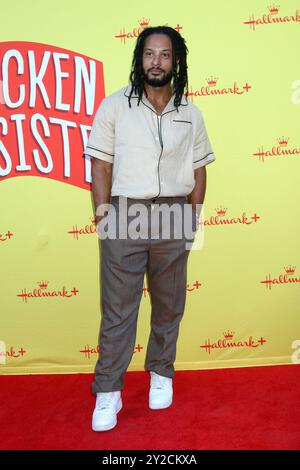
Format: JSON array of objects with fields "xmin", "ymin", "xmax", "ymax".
[
  {"xmin": 268, "ymin": 4, "xmax": 280, "ymax": 14},
  {"xmin": 215, "ymin": 206, "xmax": 227, "ymax": 216},
  {"xmin": 139, "ymin": 17, "xmax": 150, "ymax": 28},
  {"xmin": 206, "ymin": 76, "xmax": 218, "ymax": 87},
  {"xmin": 38, "ymin": 280, "xmax": 49, "ymax": 290},
  {"xmin": 278, "ymin": 136, "xmax": 289, "ymax": 146},
  {"xmin": 285, "ymin": 265, "xmax": 296, "ymax": 275},
  {"xmin": 223, "ymin": 330, "xmax": 235, "ymax": 340}
]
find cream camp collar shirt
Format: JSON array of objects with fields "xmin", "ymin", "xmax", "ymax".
[{"xmin": 85, "ymin": 86, "xmax": 216, "ymax": 199}]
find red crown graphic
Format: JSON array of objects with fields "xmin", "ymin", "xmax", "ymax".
[
  {"xmin": 285, "ymin": 265, "xmax": 296, "ymax": 275},
  {"xmin": 278, "ymin": 136, "xmax": 289, "ymax": 146},
  {"xmin": 268, "ymin": 4, "xmax": 280, "ymax": 14},
  {"xmin": 139, "ymin": 18, "xmax": 150, "ymax": 28},
  {"xmin": 223, "ymin": 330, "xmax": 235, "ymax": 340},
  {"xmin": 215, "ymin": 206, "xmax": 227, "ymax": 216},
  {"xmin": 206, "ymin": 76, "xmax": 218, "ymax": 87},
  {"xmin": 38, "ymin": 280, "xmax": 48, "ymax": 289}
]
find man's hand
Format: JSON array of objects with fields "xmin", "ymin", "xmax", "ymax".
[{"xmin": 188, "ymin": 166, "xmax": 207, "ymax": 217}]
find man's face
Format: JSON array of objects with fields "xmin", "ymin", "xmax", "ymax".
[{"xmin": 142, "ymin": 33, "xmax": 173, "ymax": 87}]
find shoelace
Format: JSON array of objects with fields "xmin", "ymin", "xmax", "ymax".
[
  {"xmin": 151, "ymin": 374, "xmax": 171, "ymax": 390},
  {"xmin": 96, "ymin": 393, "xmax": 116, "ymax": 411}
]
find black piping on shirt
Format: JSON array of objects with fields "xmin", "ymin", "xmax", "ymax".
[
  {"xmin": 155, "ymin": 115, "xmax": 163, "ymax": 199},
  {"xmin": 86, "ymin": 145, "xmax": 114, "ymax": 157},
  {"xmin": 138, "ymin": 100, "xmax": 179, "ymax": 199},
  {"xmin": 173, "ymin": 119, "xmax": 192, "ymax": 124},
  {"xmin": 193, "ymin": 152, "xmax": 214, "ymax": 163},
  {"xmin": 123, "ymin": 87, "xmax": 189, "ymax": 108}
]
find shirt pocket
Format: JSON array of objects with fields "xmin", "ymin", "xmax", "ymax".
[{"xmin": 169, "ymin": 119, "xmax": 193, "ymax": 153}]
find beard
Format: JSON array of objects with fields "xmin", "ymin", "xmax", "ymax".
[{"xmin": 143, "ymin": 69, "xmax": 173, "ymax": 87}]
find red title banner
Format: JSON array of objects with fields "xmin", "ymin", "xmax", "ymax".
[{"xmin": 0, "ymin": 41, "xmax": 105, "ymax": 190}]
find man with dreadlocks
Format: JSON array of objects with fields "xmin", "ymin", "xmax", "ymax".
[{"xmin": 85, "ymin": 26, "xmax": 216, "ymax": 431}]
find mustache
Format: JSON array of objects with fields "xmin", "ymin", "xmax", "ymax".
[{"xmin": 147, "ymin": 68, "xmax": 164, "ymax": 73}]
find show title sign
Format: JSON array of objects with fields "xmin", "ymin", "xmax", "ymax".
[{"xmin": 0, "ymin": 42, "xmax": 105, "ymax": 190}]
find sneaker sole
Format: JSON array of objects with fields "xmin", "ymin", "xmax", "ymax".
[
  {"xmin": 149, "ymin": 397, "xmax": 173, "ymax": 410},
  {"xmin": 92, "ymin": 398, "xmax": 122, "ymax": 432}
]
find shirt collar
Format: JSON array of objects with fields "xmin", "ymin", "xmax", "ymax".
[{"xmin": 124, "ymin": 85, "xmax": 188, "ymax": 115}]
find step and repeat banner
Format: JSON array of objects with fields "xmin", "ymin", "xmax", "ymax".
[{"xmin": 1, "ymin": 0, "xmax": 299, "ymax": 374}]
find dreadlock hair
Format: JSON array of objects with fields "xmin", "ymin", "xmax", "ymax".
[{"xmin": 128, "ymin": 26, "xmax": 188, "ymax": 110}]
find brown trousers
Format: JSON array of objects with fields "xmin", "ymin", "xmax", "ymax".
[{"xmin": 92, "ymin": 196, "xmax": 195, "ymax": 393}]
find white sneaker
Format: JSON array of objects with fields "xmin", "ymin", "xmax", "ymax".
[
  {"xmin": 149, "ymin": 371, "xmax": 173, "ymax": 410},
  {"xmin": 92, "ymin": 391, "xmax": 122, "ymax": 431}
]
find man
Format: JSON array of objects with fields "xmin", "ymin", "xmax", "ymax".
[{"xmin": 84, "ymin": 26, "xmax": 216, "ymax": 432}]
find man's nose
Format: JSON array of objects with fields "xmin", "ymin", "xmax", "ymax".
[{"xmin": 152, "ymin": 54, "xmax": 161, "ymax": 67}]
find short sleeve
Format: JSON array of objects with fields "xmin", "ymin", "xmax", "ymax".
[
  {"xmin": 192, "ymin": 107, "xmax": 216, "ymax": 170},
  {"xmin": 84, "ymin": 97, "xmax": 115, "ymax": 163}
]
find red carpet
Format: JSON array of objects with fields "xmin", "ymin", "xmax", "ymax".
[{"xmin": 0, "ymin": 365, "xmax": 299, "ymax": 450}]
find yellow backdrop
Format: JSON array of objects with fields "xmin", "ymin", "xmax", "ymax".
[{"xmin": 1, "ymin": 0, "xmax": 300, "ymax": 374}]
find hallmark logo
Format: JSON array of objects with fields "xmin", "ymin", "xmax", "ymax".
[
  {"xmin": 186, "ymin": 280, "xmax": 202, "ymax": 292},
  {"xmin": 200, "ymin": 331, "xmax": 266, "ymax": 355},
  {"xmin": 133, "ymin": 344, "xmax": 143, "ymax": 354},
  {"xmin": 80, "ymin": 344, "xmax": 101, "ymax": 359},
  {"xmin": 142, "ymin": 280, "xmax": 202, "ymax": 298},
  {"xmin": 17, "ymin": 281, "xmax": 79, "ymax": 303},
  {"xmin": 252, "ymin": 137, "xmax": 300, "ymax": 162},
  {"xmin": 261, "ymin": 266, "xmax": 300, "ymax": 290},
  {"xmin": 199, "ymin": 206, "xmax": 260, "ymax": 228},
  {"xmin": 244, "ymin": 4, "xmax": 300, "ymax": 31},
  {"xmin": 0, "ymin": 345, "xmax": 27, "ymax": 359},
  {"xmin": 68, "ymin": 217, "xmax": 97, "ymax": 239},
  {"xmin": 80, "ymin": 343, "xmax": 143, "ymax": 358},
  {"xmin": 115, "ymin": 19, "xmax": 183, "ymax": 44},
  {"xmin": 187, "ymin": 78, "xmax": 251, "ymax": 100},
  {"xmin": 0, "ymin": 230, "xmax": 13, "ymax": 242}
]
